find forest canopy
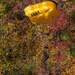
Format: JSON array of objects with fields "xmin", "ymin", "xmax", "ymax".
[{"xmin": 0, "ymin": 0, "xmax": 75, "ymax": 75}]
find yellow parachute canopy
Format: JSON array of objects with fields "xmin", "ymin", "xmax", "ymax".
[{"xmin": 24, "ymin": 1, "xmax": 60, "ymax": 24}]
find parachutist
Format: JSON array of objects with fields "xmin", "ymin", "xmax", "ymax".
[
  {"xmin": 42, "ymin": 50, "xmax": 49, "ymax": 69},
  {"xmin": 43, "ymin": 50, "xmax": 49, "ymax": 62}
]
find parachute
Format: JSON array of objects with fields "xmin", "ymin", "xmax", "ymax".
[{"xmin": 24, "ymin": 1, "xmax": 60, "ymax": 24}]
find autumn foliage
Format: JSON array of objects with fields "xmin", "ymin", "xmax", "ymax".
[{"xmin": 0, "ymin": 0, "xmax": 75, "ymax": 75}]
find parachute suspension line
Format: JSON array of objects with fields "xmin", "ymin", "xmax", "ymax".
[
  {"xmin": 36, "ymin": 24, "xmax": 47, "ymax": 51},
  {"xmin": 36, "ymin": 24, "xmax": 49, "ymax": 70}
]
